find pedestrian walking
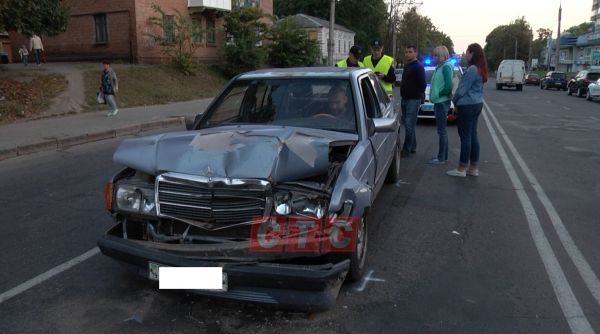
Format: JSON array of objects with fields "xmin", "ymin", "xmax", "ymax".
[
  {"xmin": 335, "ymin": 45, "xmax": 364, "ymax": 68},
  {"xmin": 18, "ymin": 45, "xmax": 29, "ymax": 66},
  {"xmin": 427, "ymin": 45, "xmax": 454, "ymax": 165},
  {"xmin": 399, "ymin": 45, "xmax": 426, "ymax": 158},
  {"xmin": 446, "ymin": 43, "xmax": 488, "ymax": 177},
  {"xmin": 100, "ymin": 60, "xmax": 119, "ymax": 117},
  {"xmin": 29, "ymin": 34, "xmax": 44, "ymax": 66},
  {"xmin": 363, "ymin": 39, "xmax": 396, "ymax": 96}
]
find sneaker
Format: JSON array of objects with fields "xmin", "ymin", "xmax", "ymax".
[
  {"xmin": 107, "ymin": 109, "xmax": 119, "ymax": 117},
  {"xmin": 466, "ymin": 169, "xmax": 479, "ymax": 176},
  {"xmin": 446, "ymin": 169, "xmax": 466, "ymax": 177},
  {"xmin": 427, "ymin": 158, "xmax": 447, "ymax": 165}
]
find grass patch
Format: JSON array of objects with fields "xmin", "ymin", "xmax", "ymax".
[
  {"xmin": 83, "ymin": 64, "xmax": 227, "ymax": 111},
  {"xmin": 0, "ymin": 74, "xmax": 68, "ymax": 124}
]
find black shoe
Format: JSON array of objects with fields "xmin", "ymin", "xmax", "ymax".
[
  {"xmin": 410, "ymin": 150, "xmax": 417, "ymax": 154},
  {"xmin": 400, "ymin": 151, "xmax": 410, "ymax": 158}
]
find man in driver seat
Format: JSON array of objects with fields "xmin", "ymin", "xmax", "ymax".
[{"xmin": 314, "ymin": 86, "xmax": 354, "ymax": 123}]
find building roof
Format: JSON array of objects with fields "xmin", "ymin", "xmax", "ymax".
[{"xmin": 283, "ymin": 14, "xmax": 355, "ymax": 34}]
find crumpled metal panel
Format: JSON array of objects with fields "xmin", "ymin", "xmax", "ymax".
[{"xmin": 113, "ymin": 126, "xmax": 357, "ymax": 183}]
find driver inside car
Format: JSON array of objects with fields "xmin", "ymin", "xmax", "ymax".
[{"xmin": 313, "ymin": 86, "xmax": 353, "ymax": 121}]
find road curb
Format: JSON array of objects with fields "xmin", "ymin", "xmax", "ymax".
[{"xmin": 0, "ymin": 117, "xmax": 185, "ymax": 162}]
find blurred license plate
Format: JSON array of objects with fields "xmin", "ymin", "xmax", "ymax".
[{"xmin": 421, "ymin": 104, "xmax": 434, "ymax": 112}]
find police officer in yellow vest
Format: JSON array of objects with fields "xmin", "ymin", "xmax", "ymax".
[
  {"xmin": 335, "ymin": 45, "xmax": 364, "ymax": 68},
  {"xmin": 363, "ymin": 39, "xmax": 396, "ymax": 95}
]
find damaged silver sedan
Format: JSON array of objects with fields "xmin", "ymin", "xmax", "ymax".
[{"xmin": 98, "ymin": 67, "xmax": 401, "ymax": 311}]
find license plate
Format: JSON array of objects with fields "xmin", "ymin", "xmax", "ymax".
[
  {"xmin": 148, "ymin": 262, "xmax": 228, "ymax": 291},
  {"xmin": 421, "ymin": 104, "xmax": 434, "ymax": 112}
]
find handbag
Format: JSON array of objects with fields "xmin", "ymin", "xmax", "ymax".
[{"xmin": 96, "ymin": 91, "xmax": 105, "ymax": 104}]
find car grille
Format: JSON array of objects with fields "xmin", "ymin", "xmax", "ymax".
[{"xmin": 157, "ymin": 174, "xmax": 268, "ymax": 225}]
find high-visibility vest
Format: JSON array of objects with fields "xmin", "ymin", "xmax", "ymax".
[
  {"xmin": 363, "ymin": 54, "xmax": 394, "ymax": 94},
  {"xmin": 336, "ymin": 58, "xmax": 365, "ymax": 68}
]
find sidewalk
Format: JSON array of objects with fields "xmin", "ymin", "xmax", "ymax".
[{"xmin": 0, "ymin": 98, "xmax": 212, "ymax": 162}]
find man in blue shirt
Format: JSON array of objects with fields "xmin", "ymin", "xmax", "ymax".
[{"xmin": 400, "ymin": 45, "xmax": 426, "ymax": 157}]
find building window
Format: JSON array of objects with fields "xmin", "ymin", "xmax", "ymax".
[
  {"xmin": 207, "ymin": 18, "xmax": 216, "ymax": 44},
  {"xmin": 94, "ymin": 14, "xmax": 108, "ymax": 44},
  {"xmin": 192, "ymin": 18, "xmax": 203, "ymax": 43},
  {"xmin": 163, "ymin": 15, "xmax": 175, "ymax": 43},
  {"xmin": 234, "ymin": 0, "xmax": 260, "ymax": 9}
]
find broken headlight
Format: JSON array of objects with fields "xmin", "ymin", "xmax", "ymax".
[
  {"xmin": 273, "ymin": 191, "xmax": 326, "ymax": 219},
  {"xmin": 115, "ymin": 184, "xmax": 156, "ymax": 214}
]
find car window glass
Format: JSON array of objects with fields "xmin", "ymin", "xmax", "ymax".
[
  {"xmin": 360, "ymin": 77, "xmax": 381, "ymax": 119},
  {"xmin": 201, "ymin": 79, "xmax": 357, "ymax": 133},
  {"xmin": 588, "ymin": 73, "xmax": 600, "ymax": 81},
  {"xmin": 369, "ymin": 74, "xmax": 390, "ymax": 110}
]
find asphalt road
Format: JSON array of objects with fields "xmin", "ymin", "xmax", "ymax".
[{"xmin": 0, "ymin": 82, "xmax": 599, "ymax": 333}]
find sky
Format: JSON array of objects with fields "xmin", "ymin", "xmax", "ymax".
[{"xmin": 414, "ymin": 0, "xmax": 594, "ymax": 53}]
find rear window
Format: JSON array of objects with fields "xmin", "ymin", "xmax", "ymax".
[
  {"xmin": 551, "ymin": 73, "xmax": 566, "ymax": 79},
  {"xmin": 588, "ymin": 73, "xmax": 600, "ymax": 81}
]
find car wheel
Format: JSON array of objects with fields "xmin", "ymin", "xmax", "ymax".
[
  {"xmin": 545, "ymin": 84, "xmax": 549, "ymax": 90},
  {"xmin": 516, "ymin": 84, "xmax": 523, "ymax": 91},
  {"xmin": 577, "ymin": 88, "xmax": 584, "ymax": 97},
  {"xmin": 385, "ymin": 140, "xmax": 401, "ymax": 184},
  {"xmin": 567, "ymin": 87, "xmax": 572, "ymax": 95},
  {"xmin": 586, "ymin": 90, "xmax": 592, "ymax": 101},
  {"xmin": 347, "ymin": 215, "xmax": 368, "ymax": 282}
]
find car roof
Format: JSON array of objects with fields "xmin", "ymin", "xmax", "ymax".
[{"xmin": 237, "ymin": 67, "xmax": 371, "ymax": 80}]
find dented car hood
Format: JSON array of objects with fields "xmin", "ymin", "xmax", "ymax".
[{"xmin": 113, "ymin": 126, "xmax": 357, "ymax": 182}]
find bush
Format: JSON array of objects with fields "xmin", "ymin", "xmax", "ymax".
[
  {"xmin": 221, "ymin": 7, "xmax": 269, "ymax": 76},
  {"xmin": 268, "ymin": 20, "xmax": 319, "ymax": 68}
]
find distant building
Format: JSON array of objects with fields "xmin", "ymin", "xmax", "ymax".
[
  {"xmin": 7, "ymin": 0, "xmax": 273, "ymax": 63},
  {"xmin": 282, "ymin": 14, "xmax": 355, "ymax": 64},
  {"xmin": 592, "ymin": 0, "xmax": 600, "ymax": 31}
]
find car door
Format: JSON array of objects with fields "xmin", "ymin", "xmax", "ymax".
[{"xmin": 359, "ymin": 75, "xmax": 387, "ymax": 188}]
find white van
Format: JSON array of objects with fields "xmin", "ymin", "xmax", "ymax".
[{"xmin": 496, "ymin": 59, "xmax": 526, "ymax": 91}]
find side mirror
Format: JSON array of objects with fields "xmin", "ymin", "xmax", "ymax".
[
  {"xmin": 372, "ymin": 117, "xmax": 397, "ymax": 133},
  {"xmin": 185, "ymin": 113, "xmax": 203, "ymax": 130}
]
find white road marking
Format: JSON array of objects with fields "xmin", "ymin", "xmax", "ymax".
[
  {"xmin": 563, "ymin": 106, "xmax": 572, "ymax": 110},
  {"xmin": 355, "ymin": 270, "xmax": 386, "ymax": 292},
  {"xmin": 485, "ymin": 100, "xmax": 600, "ymax": 307},
  {"xmin": 0, "ymin": 247, "xmax": 100, "ymax": 304},
  {"xmin": 482, "ymin": 103, "xmax": 594, "ymax": 334}
]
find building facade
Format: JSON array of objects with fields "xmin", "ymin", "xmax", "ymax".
[
  {"xmin": 284, "ymin": 14, "xmax": 355, "ymax": 64},
  {"xmin": 7, "ymin": 0, "xmax": 272, "ymax": 63}
]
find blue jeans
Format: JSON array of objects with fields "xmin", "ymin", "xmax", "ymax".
[
  {"xmin": 434, "ymin": 101, "xmax": 450, "ymax": 161},
  {"xmin": 105, "ymin": 94, "xmax": 118, "ymax": 112},
  {"xmin": 456, "ymin": 103, "xmax": 483, "ymax": 166},
  {"xmin": 401, "ymin": 99, "xmax": 420, "ymax": 153},
  {"xmin": 33, "ymin": 49, "xmax": 41, "ymax": 65},
  {"xmin": 21, "ymin": 55, "xmax": 28, "ymax": 66}
]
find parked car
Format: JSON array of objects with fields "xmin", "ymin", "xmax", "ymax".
[
  {"xmin": 524, "ymin": 73, "xmax": 540, "ymax": 85},
  {"xmin": 567, "ymin": 70, "xmax": 600, "ymax": 97},
  {"xmin": 418, "ymin": 65, "xmax": 463, "ymax": 120},
  {"xmin": 586, "ymin": 78, "xmax": 600, "ymax": 101},
  {"xmin": 540, "ymin": 71, "xmax": 568, "ymax": 90},
  {"xmin": 496, "ymin": 59, "xmax": 526, "ymax": 90},
  {"xmin": 394, "ymin": 68, "xmax": 403, "ymax": 86},
  {"xmin": 98, "ymin": 67, "xmax": 401, "ymax": 311}
]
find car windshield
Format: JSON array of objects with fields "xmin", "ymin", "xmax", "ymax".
[
  {"xmin": 551, "ymin": 72, "xmax": 566, "ymax": 79},
  {"xmin": 425, "ymin": 67, "xmax": 462, "ymax": 84},
  {"xmin": 200, "ymin": 78, "xmax": 357, "ymax": 133}
]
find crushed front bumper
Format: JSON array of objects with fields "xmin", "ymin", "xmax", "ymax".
[{"xmin": 97, "ymin": 223, "xmax": 350, "ymax": 312}]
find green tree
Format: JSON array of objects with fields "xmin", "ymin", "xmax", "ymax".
[
  {"xmin": 484, "ymin": 17, "xmax": 533, "ymax": 70},
  {"xmin": 222, "ymin": 7, "xmax": 270, "ymax": 76},
  {"xmin": 0, "ymin": 0, "xmax": 70, "ymax": 36},
  {"xmin": 564, "ymin": 22, "xmax": 594, "ymax": 36},
  {"xmin": 268, "ymin": 20, "xmax": 320, "ymax": 67},
  {"xmin": 147, "ymin": 4, "xmax": 204, "ymax": 75},
  {"xmin": 395, "ymin": 7, "xmax": 454, "ymax": 60}
]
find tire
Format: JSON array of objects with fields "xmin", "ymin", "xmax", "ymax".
[
  {"xmin": 586, "ymin": 90, "xmax": 592, "ymax": 101},
  {"xmin": 516, "ymin": 84, "xmax": 523, "ymax": 91},
  {"xmin": 347, "ymin": 215, "xmax": 368, "ymax": 282},
  {"xmin": 545, "ymin": 84, "xmax": 549, "ymax": 90},
  {"xmin": 385, "ymin": 140, "xmax": 401, "ymax": 184},
  {"xmin": 567, "ymin": 86, "xmax": 572, "ymax": 95},
  {"xmin": 577, "ymin": 88, "xmax": 584, "ymax": 97}
]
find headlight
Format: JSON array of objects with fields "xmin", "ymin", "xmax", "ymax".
[
  {"xmin": 115, "ymin": 184, "xmax": 155, "ymax": 214},
  {"xmin": 273, "ymin": 190, "xmax": 326, "ymax": 219}
]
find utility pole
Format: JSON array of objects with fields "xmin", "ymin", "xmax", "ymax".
[
  {"xmin": 528, "ymin": 29, "xmax": 533, "ymax": 71},
  {"xmin": 514, "ymin": 38, "xmax": 518, "ymax": 59},
  {"xmin": 327, "ymin": 0, "xmax": 336, "ymax": 66},
  {"xmin": 555, "ymin": 1, "xmax": 562, "ymax": 70}
]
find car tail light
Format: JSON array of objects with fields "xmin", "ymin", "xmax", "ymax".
[{"xmin": 105, "ymin": 182, "xmax": 113, "ymax": 211}]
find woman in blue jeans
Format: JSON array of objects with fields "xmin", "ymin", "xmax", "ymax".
[
  {"xmin": 447, "ymin": 43, "xmax": 488, "ymax": 177},
  {"xmin": 428, "ymin": 45, "xmax": 454, "ymax": 164}
]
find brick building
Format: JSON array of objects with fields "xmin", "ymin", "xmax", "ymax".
[{"xmin": 8, "ymin": 0, "xmax": 272, "ymax": 63}]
